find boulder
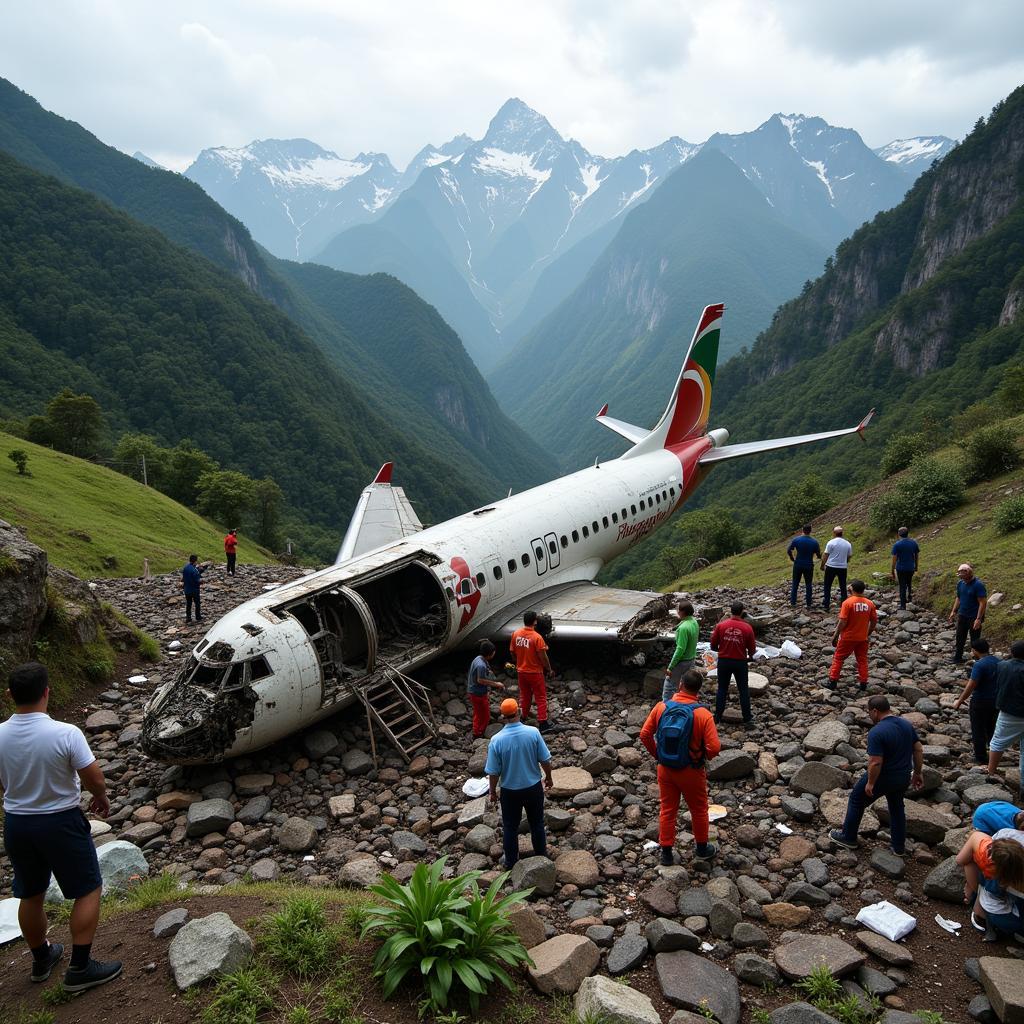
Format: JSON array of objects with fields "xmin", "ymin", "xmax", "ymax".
[
  {"xmin": 774, "ymin": 935, "xmax": 865, "ymax": 980},
  {"xmin": 549, "ymin": 767, "xmax": 595, "ymax": 797},
  {"xmin": 84, "ymin": 710, "xmax": 120, "ymax": 733},
  {"xmin": 458, "ymin": 797, "xmax": 488, "ymax": 827},
  {"xmin": 981, "ymin": 956, "xmax": 1024, "ymax": 1024},
  {"xmin": 510, "ymin": 855, "xmax": 556, "ymax": 896},
  {"xmin": 338, "ymin": 858, "xmax": 382, "ymax": 887},
  {"xmin": 233, "ymin": 773, "xmax": 274, "ymax": 797},
  {"xmin": 97, "ymin": 840, "xmax": 150, "ymax": 892},
  {"xmin": 876, "ymin": 800, "xmax": 959, "ymax": 844},
  {"xmin": 735, "ymin": 952, "xmax": 781, "ymax": 987},
  {"xmin": 277, "ymin": 817, "xmax": 317, "ymax": 852},
  {"xmin": 819, "ymin": 788, "xmax": 878, "ymax": 831},
  {"xmin": 575, "ymin": 975, "xmax": 660, "ymax": 1024},
  {"xmin": 791, "ymin": 762, "xmax": 849, "ymax": 796},
  {"xmin": 555, "ymin": 850, "xmax": 600, "ymax": 887},
  {"xmin": 464, "ymin": 824, "xmax": 496, "ymax": 854},
  {"xmin": 770, "ymin": 1004, "xmax": 842, "ymax": 1023},
  {"xmin": 528, "ymin": 934, "xmax": 600, "ymax": 994},
  {"xmin": 607, "ymin": 935, "xmax": 649, "ymax": 974},
  {"xmin": 168, "ymin": 912, "xmax": 253, "ymax": 989},
  {"xmin": 706, "ymin": 750, "xmax": 755, "ymax": 781},
  {"xmin": 186, "ymin": 798, "xmax": 235, "ymax": 838},
  {"xmin": 391, "ymin": 830, "xmax": 427, "ymax": 854},
  {"xmin": 303, "ymin": 729, "xmax": 339, "ymax": 759},
  {"xmin": 803, "ymin": 720, "xmax": 850, "ymax": 754},
  {"xmin": 249, "ymin": 858, "xmax": 280, "ymax": 882},
  {"xmin": 342, "ymin": 749, "xmax": 373, "ymax": 776},
  {"xmin": 507, "ymin": 905, "xmax": 547, "ymax": 949},
  {"xmin": 855, "ymin": 931, "xmax": 913, "ymax": 967},
  {"xmin": 582, "ymin": 747, "xmax": 618, "ymax": 775},
  {"xmin": 0, "ymin": 518, "xmax": 47, "ymax": 658},
  {"xmin": 237, "ymin": 796, "xmax": 272, "ymax": 825},
  {"xmin": 644, "ymin": 918, "xmax": 699, "ymax": 953},
  {"xmin": 656, "ymin": 950, "xmax": 741, "ymax": 1024},
  {"xmin": 153, "ymin": 907, "xmax": 189, "ymax": 939},
  {"xmin": 964, "ymin": 784, "xmax": 1016, "ymax": 808}
]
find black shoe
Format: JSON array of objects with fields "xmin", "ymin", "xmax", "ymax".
[
  {"xmin": 824, "ymin": 680, "xmax": 837, "ymax": 690},
  {"xmin": 538, "ymin": 720, "xmax": 550, "ymax": 734},
  {"xmin": 195, "ymin": 616, "xmax": 204, "ymax": 622},
  {"xmin": 828, "ymin": 829, "xmax": 858, "ymax": 850},
  {"xmin": 31, "ymin": 943, "xmax": 64, "ymax": 982},
  {"xmin": 694, "ymin": 842, "xmax": 717, "ymax": 861},
  {"xmin": 62, "ymin": 959, "xmax": 123, "ymax": 993},
  {"xmin": 742, "ymin": 718, "xmax": 756, "ymax": 729},
  {"xmin": 660, "ymin": 846, "xmax": 674, "ymax": 866},
  {"xmin": 950, "ymin": 657, "xmax": 963, "ymax": 664}
]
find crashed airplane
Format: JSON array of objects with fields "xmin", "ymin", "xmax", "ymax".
[{"xmin": 142, "ymin": 304, "xmax": 873, "ymax": 764}]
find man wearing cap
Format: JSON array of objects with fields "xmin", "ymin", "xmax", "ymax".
[
  {"xmin": 890, "ymin": 527, "xmax": 920, "ymax": 611},
  {"xmin": 486, "ymin": 698, "xmax": 553, "ymax": 868},
  {"xmin": 949, "ymin": 563, "xmax": 988, "ymax": 664},
  {"xmin": 820, "ymin": 526, "xmax": 853, "ymax": 612}
]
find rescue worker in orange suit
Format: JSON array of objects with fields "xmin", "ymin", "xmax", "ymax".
[
  {"xmin": 827, "ymin": 579, "xmax": 878, "ymax": 691},
  {"xmin": 509, "ymin": 610, "xmax": 554, "ymax": 733},
  {"xmin": 224, "ymin": 529, "xmax": 238, "ymax": 576},
  {"xmin": 640, "ymin": 668, "xmax": 721, "ymax": 866}
]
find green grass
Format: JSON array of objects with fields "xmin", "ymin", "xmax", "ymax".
[{"xmin": 0, "ymin": 431, "xmax": 276, "ymax": 577}]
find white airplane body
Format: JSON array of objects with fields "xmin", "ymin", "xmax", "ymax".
[{"xmin": 142, "ymin": 304, "xmax": 872, "ymax": 763}]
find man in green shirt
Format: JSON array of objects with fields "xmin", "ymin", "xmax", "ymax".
[{"xmin": 664, "ymin": 600, "xmax": 699, "ymax": 701}]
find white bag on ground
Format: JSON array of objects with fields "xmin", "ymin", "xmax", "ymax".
[
  {"xmin": 754, "ymin": 645, "xmax": 781, "ymax": 660},
  {"xmin": 462, "ymin": 777, "xmax": 490, "ymax": 798},
  {"xmin": 780, "ymin": 640, "xmax": 803, "ymax": 659},
  {"xmin": 855, "ymin": 900, "xmax": 916, "ymax": 941}
]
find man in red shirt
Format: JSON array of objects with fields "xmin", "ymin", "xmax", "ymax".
[
  {"xmin": 827, "ymin": 579, "xmax": 878, "ymax": 690},
  {"xmin": 224, "ymin": 529, "xmax": 238, "ymax": 576},
  {"xmin": 710, "ymin": 601, "xmax": 758, "ymax": 727},
  {"xmin": 509, "ymin": 611, "xmax": 553, "ymax": 733},
  {"xmin": 640, "ymin": 669, "xmax": 721, "ymax": 865}
]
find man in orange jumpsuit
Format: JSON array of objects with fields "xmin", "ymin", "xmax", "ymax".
[
  {"xmin": 509, "ymin": 611, "xmax": 554, "ymax": 733},
  {"xmin": 827, "ymin": 579, "xmax": 878, "ymax": 691},
  {"xmin": 640, "ymin": 669, "xmax": 721, "ymax": 866}
]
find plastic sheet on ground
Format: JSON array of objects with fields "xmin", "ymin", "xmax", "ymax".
[
  {"xmin": 935, "ymin": 914, "xmax": 962, "ymax": 934},
  {"xmin": 0, "ymin": 898, "xmax": 20, "ymax": 945},
  {"xmin": 855, "ymin": 900, "xmax": 916, "ymax": 941},
  {"xmin": 753, "ymin": 639, "xmax": 803, "ymax": 660},
  {"xmin": 462, "ymin": 777, "xmax": 490, "ymax": 798}
]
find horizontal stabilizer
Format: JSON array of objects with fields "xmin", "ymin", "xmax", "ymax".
[
  {"xmin": 595, "ymin": 404, "xmax": 649, "ymax": 445},
  {"xmin": 337, "ymin": 463, "xmax": 424, "ymax": 563},
  {"xmin": 698, "ymin": 410, "xmax": 875, "ymax": 465}
]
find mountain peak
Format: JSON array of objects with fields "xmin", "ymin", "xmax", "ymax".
[{"xmin": 483, "ymin": 98, "xmax": 560, "ymax": 150}]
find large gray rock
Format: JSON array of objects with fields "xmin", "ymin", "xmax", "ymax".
[
  {"xmin": 0, "ymin": 518, "xmax": 47, "ymax": 659},
  {"xmin": 464, "ymin": 824, "xmax": 496, "ymax": 853},
  {"xmin": 819, "ymin": 788, "xmax": 879, "ymax": 831},
  {"xmin": 168, "ymin": 912, "xmax": 253, "ymax": 989},
  {"xmin": 186, "ymin": 798, "xmax": 235, "ymax": 838},
  {"xmin": 98, "ymin": 840, "xmax": 151, "ymax": 892},
  {"xmin": 338, "ymin": 857, "xmax": 382, "ymax": 887},
  {"xmin": 607, "ymin": 935, "xmax": 649, "ymax": 974},
  {"xmin": 277, "ymin": 816, "xmax": 317, "ymax": 852},
  {"xmin": 644, "ymin": 918, "xmax": 699, "ymax": 953},
  {"xmin": 656, "ymin": 950, "xmax": 741, "ymax": 1024},
  {"xmin": 303, "ymin": 729, "xmax": 340, "ymax": 759},
  {"xmin": 981, "ymin": 955, "xmax": 1024, "ymax": 1024},
  {"xmin": 876, "ymin": 800, "xmax": 959, "ymax": 844},
  {"xmin": 791, "ymin": 762, "xmax": 849, "ymax": 796},
  {"xmin": 855, "ymin": 930, "xmax": 913, "ymax": 967},
  {"xmin": 964, "ymin": 784, "xmax": 1016, "ymax": 808},
  {"xmin": 510, "ymin": 855, "xmax": 556, "ymax": 896},
  {"xmin": 803, "ymin": 720, "xmax": 850, "ymax": 754},
  {"xmin": 153, "ymin": 908, "xmax": 189, "ymax": 938},
  {"xmin": 706, "ymin": 750, "xmax": 756, "ymax": 781},
  {"xmin": 735, "ymin": 952, "xmax": 781, "ymax": 987},
  {"xmin": 342, "ymin": 749, "xmax": 373, "ymax": 775},
  {"xmin": 770, "ymin": 1003, "xmax": 842, "ymax": 1023},
  {"xmin": 575, "ymin": 975, "xmax": 660, "ymax": 1024},
  {"xmin": 528, "ymin": 934, "xmax": 600, "ymax": 994},
  {"xmin": 391, "ymin": 830, "xmax": 427, "ymax": 854},
  {"xmin": 774, "ymin": 935, "xmax": 865, "ymax": 980}
]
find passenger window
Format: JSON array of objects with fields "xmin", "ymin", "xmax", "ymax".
[
  {"xmin": 602, "ymin": 516, "xmax": 609, "ymax": 528},
  {"xmin": 572, "ymin": 530, "xmax": 580, "ymax": 543},
  {"xmin": 460, "ymin": 579, "xmax": 473, "ymax": 596},
  {"xmin": 535, "ymin": 545, "xmax": 544, "ymax": 561},
  {"xmin": 655, "ymin": 494, "xmax": 661, "ymax": 504},
  {"xmin": 445, "ymin": 586, "xmax": 455, "ymax": 601},
  {"xmin": 560, "ymin": 535, "xmax": 569, "ymax": 548},
  {"xmin": 522, "ymin": 553, "xmax": 530, "ymax": 567},
  {"xmin": 592, "ymin": 520, "xmax": 599, "ymax": 532},
  {"xmin": 249, "ymin": 656, "xmax": 272, "ymax": 682},
  {"xmin": 548, "ymin": 540, "xmax": 557, "ymax": 555},
  {"xmin": 640, "ymin": 499, "xmax": 646, "ymax": 510},
  {"xmin": 669, "ymin": 487, "xmax": 676, "ymax": 498},
  {"xmin": 612, "ymin": 512, "xmax": 618, "ymax": 524},
  {"xmin": 508, "ymin": 560, "xmax": 517, "ymax": 574},
  {"xmin": 493, "ymin": 566, "xmax": 503, "ymax": 580},
  {"xmin": 582, "ymin": 525, "xmax": 590, "ymax": 538},
  {"xmin": 631, "ymin": 504, "xmax": 637, "ymax": 515},
  {"xmin": 621, "ymin": 508, "xmax": 628, "ymax": 519},
  {"xmin": 663, "ymin": 490, "xmax": 668, "ymax": 501},
  {"xmin": 476, "ymin": 572, "xmax": 485, "ymax": 588}
]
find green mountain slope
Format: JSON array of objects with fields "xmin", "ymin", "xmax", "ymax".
[
  {"xmin": 0, "ymin": 431, "xmax": 274, "ymax": 577},
  {"xmin": 489, "ymin": 148, "xmax": 827, "ymax": 471}
]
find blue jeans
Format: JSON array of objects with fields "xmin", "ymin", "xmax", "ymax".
[
  {"xmin": 989, "ymin": 711, "xmax": 1024, "ymax": 786},
  {"xmin": 499, "ymin": 781, "xmax": 546, "ymax": 869},
  {"xmin": 840, "ymin": 773, "xmax": 908, "ymax": 853},
  {"xmin": 663, "ymin": 660, "xmax": 693, "ymax": 702},
  {"xmin": 790, "ymin": 565, "xmax": 813, "ymax": 606}
]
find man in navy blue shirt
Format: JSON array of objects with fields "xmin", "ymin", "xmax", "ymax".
[
  {"xmin": 829, "ymin": 695, "xmax": 923, "ymax": 855},
  {"xmin": 949, "ymin": 563, "xmax": 988, "ymax": 663},
  {"xmin": 890, "ymin": 527, "xmax": 920, "ymax": 610},
  {"xmin": 181, "ymin": 554, "xmax": 207, "ymax": 624},
  {"xmin": 987, "ymin": 640, "xmax": 1024, "ymax": 793},
  {"xmin": 786, "ymin": 524, "xmax": 821, "ymax": 608},
  {"xmin": 954, "ymin": 639, "xmax": 1002, "ymax": 764}
]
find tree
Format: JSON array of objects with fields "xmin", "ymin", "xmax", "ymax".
[
  {"xmin": 45, "ymin": 388, "xmax": 105, "ymax": 457},
  {"xmin": 7, "ymin": 449, "xmax": 28, "ymax": 475},
  {"xmin": 772, "ymin": 474, "xmax": 836, "ymax": 534},
  {"xmin": 996, "ymin": 365, "xmax": 1024, "ymax": 415},
  {"xmin": 253, "ymin": 477, "xmax": 284, "ymax": 550},
  {"xmin": 114, "ymin": 433, "xmax": 171, "ymax": 488},
  {"xmin": 24, "ymin": 414, "xmax": 54, "ymax": 447},
  {"xmin": 167, "ymin": 440, "xmax": 219, "ymax": 506},
  {"xmin": 195, "ymin": 470, "xmax": 258, "ymax": 528}
]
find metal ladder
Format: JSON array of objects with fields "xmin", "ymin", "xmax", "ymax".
[{"xmin": 352, "ymin": 662, "xmax": 438, "ymax": 766}]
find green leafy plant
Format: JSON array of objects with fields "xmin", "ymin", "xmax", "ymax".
[
  {"xmin": 880, "ymin": 432, "xmax": 932, "ymax": 477},
  {"xmin": 361, "ymin": 857, "xmax": 533, "ymax": 1015},
  {"xmin": 201, "ymin": 965, "xmax": 277, "ymax": 1024},
  {"xmin": 39, "ymin": 986, "xmax": 73, "ymax": 1007},
  {"xmin": 7, "ymin": 449, "xmax": 29, "ymax": 475},
  {"xmin": 795, "ymin": 964, "xmax": 843, "ymax": 1005},
  {"xmin": 262, "ymin": 895, "xmax": 343, "ymax": 979},
  {"xmin": 995, "ymin": 495, "xmax": 1024, "ymax": 534},
  {"xmin": 960, "ymin": 423, "xmax": 1021, "ymax": 483},
  {"xmin": 751, "ymin": 1011, "xmax": 772, "ymax": 1024},
  {"xmin": 915, "ymin": 1013, "xmax": 948, "ymax": 1024},
  {"xmin": 869, "ymin": 456, "xmax": 965, "ymax": 530},
  {"xmin": 286, "ymin": 1007, "xmax": 314, "ymax": 1024},
  {"xmin": 696, "ymin": 1000, "xmax": 716, "ymax": 1021}
]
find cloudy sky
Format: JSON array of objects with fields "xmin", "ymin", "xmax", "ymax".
[{"xmin": 3, "ymin": 1, "xmax": 1023, "ymax": 170}]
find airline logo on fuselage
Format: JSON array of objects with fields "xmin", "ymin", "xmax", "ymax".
[
  {"xmin": 616, "ymin": 508, "xmax": 672, "ymax": 548},
  {"xmin": 449, "ymin": 557, "xmax": 480, "ymax": 632}
]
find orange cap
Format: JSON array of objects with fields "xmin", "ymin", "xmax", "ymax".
[{"xmin": 500, "ymin": 698, "xmax": 519, "ymax": 717}]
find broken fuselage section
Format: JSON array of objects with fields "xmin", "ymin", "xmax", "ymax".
[{"xmin": 141, "ymin": 550, "xmax": 449, "ymax": 764}]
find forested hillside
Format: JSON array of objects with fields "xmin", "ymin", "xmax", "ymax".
[{"xmin": 603, "ymin": 87, "xmax": 1024, "ymax": 585}]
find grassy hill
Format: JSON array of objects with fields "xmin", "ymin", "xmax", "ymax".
[
  {"xmin": 676, "ymin": 434, "xmax": 1024, "ymax": 644},
  {"xmin": 0, "ymin": 432, "xmax": 275, "ymax": 577}
]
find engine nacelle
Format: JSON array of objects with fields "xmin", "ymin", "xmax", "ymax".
[{"xmin": 706, "ymin": 427, "xmax": 730, "ymax": 448}]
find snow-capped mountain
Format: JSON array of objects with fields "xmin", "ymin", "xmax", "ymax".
[
  {"xmin": 132, "ymin": 151, "xmax": 163, "ymax": 169},
  {"xmin": 185, "ymin": 139, "xmax": 403, "ymax": 259},
  {"xmin": 873, "ymin": 136, "xmax": 956, "ymax": 177}
]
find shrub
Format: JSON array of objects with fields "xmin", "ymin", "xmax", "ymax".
[
  {"xmin": 869, "ymin": 457, "xmax": 965, "ymax": 530},
  {"xmin": 361, "ymin": 857, "xmax": 532, "ymax": 1015},
  {"xmin": 772, "ymin": 474, "xmax": 836, "ymax": 533},
  {"xmin": 995, "ymin": 495, "xmax": 1024, "ymax": 534},
  {"xmin": 960, "ymin": 423, "xmax": 1021, "ymax": 483},
  {"xmin": 262, "ymin": 895, "xmax": 342, "ymax": 979},
  {"xmin": 880, "ymin": 432, "xmax": 931, "ymax": 476},
  {"xmin": 7, "ymin": 449, "xmax": 28, "ymax": 475},
  {"xmin": 201, "ymin": 965, "xmax": 276, "ymax": 1024}
]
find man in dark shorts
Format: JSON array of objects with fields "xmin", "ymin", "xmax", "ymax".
[
  {"xmin": 0, "ymin": 662, "xmax": 122, "ymax": 992},
  {"xmin": 828, "ymin": 694, "xmax": 924, "ymax": 855}
]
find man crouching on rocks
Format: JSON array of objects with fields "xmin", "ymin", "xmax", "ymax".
[
  {"xmin": 0, "ymin": 662, "xmax": 122, "ymax": 992},
  {"xmin": 640, "ymin": 669, "xmax": 721, "ymax": 866}
]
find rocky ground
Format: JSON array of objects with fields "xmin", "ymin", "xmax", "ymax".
[{"xmin": 4, "ymin": 564, "xmax": 1024, "ymax": 1023}]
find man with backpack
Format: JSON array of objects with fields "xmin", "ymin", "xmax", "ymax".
[{"xmin": 639, "ymin": 669, "xmax": 721, "ymax": 866}]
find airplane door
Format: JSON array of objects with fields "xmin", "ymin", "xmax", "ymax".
[
  {"xmin": 544, "ymin": 532, "xmax": 560, "ymax": 571},
  {"xmin": 483, "ymin": 558, "xmax": 504, "ymax": 599},
  {"xmin": 531, "ymin": 538, "xmax": 547, "ymax": 577}
]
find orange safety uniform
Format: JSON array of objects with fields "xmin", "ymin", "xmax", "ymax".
[
  {"xmin": 829, "ymin": 594, "xmax": 878, "ymax": 684},
  {"xmin": 640, "ymin": 692, "xmax": 721, "ymax": 846},
  {"xmin": 510, "ymin": 626, "xmax": 549, "ymax": 723}
]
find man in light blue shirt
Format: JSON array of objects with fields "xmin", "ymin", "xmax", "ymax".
[
  {"xmin": 486, "ymin": 698, "xmax": 553, "ymax": 868},
  {"xmin": 973, "ymin": 800, "xmax": 1024, "ymax": 835}
]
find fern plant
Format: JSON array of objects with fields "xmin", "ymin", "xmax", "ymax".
[{"xmin": 361, "ymin": 857, "xmax": 533, "ymax": 1014}]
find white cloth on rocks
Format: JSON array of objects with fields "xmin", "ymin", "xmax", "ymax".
[{"xmin": 462, "ymin": 777, "xmax": 490, "ymax": 798}]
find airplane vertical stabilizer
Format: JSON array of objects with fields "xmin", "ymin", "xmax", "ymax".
[{"xmin": 620, "ymin": 303, "xmax": 724, "ymax": 459}]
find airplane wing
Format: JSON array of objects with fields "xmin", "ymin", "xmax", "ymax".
[
  {"xmin": 595, "ymin": 404, "xmax": 649, "ymax": 445},
  {"xmin": 336, "ymin": 463, "xmax": 424, "ymax": 563},
  {"xmin": 698, "ymin": 409, "xmax": 874, "ymax": 464},
  {"xmin": 489, "ymin": 581, "xmax": 673, "ymax": 643}
]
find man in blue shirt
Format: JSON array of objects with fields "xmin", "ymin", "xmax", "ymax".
[
  {"xmin": 829, "ymin": 695, "xmax": 923, "ymax": 855},
  {"xmin": 954, "ymin": 639, "xmax": 1002, "ymax": 764},
  {"xmin": 987, "ymin": 640, "xmax": 1024, "ymax": 793},
  {"xmin": 786, "ymin": 524, "xmax": 821, "ymax": 608},
  {"xmin": 890, "ymin": 527, "xmax": 920, "ymax": 610},
  {"xmin": 181, "ymin": 554, "xmax": 208, "ymax": 624},
  {"xmin": 948, "ymin": 563, "xmax": 988, "ymax": 664},
  {"xmin": 973, "ymin": 800, "xmax": 1024, "ymax": 835},
  {"xmin": 486, "ymin": 698, "xmax": 553, "ymax": 868}
]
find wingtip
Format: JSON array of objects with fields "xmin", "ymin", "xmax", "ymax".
[
  {"xmin": 856, "ymin": 408, "xmax": 875, "ymax": 439},
  {"xmin": 596, "ymin": 403, "xmax": 608, "ymax": 418},
  {"xmin": 373, "ymin": 462, "xmax": 394, "ymax": 484}
]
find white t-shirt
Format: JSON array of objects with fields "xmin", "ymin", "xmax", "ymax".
[
  {"xmin": 0, "ymin": 713, "xmax": 96, "ymax": 814},
  {"xmin": 979, "ymin": 829, "xmax": 1024, "ymax": 916},
  {"xmin": 824, "ymin": 537, "xmax": 853, "ymax": 568}
]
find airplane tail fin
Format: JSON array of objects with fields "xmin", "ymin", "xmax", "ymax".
[{"xmin": 621, "ymin": 303, "xmax": 724, "ymax": 459}]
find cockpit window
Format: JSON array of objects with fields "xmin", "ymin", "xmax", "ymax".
[
  {"xmin": 249, "ymin": 657, "xmax": 272, "ymax": 682},
  {"xmin": 221, "ymin": 664, "xmax": 245, "ymax": 691}
]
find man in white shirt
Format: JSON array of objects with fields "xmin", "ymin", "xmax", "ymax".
[
  {"xmin": 821, "ymin": 526, "xmax": 853, "ymax": 612},
  {"xmin": 0, "ymin": 662, "xmax": 122, "ymax": 992}
]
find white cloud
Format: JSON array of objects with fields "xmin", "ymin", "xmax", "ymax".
[{"xmin": 0, "ymin": 0, "xmax": 1022, "ymax": 171}]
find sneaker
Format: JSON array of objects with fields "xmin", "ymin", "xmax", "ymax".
[
  {"xmin": 694, "ymin": 842, "xmax": 717, "ymax": 861},
  {"xmin": 824, "ymin": 680, "xmax": 837, "ymax": 691},
  {"xmin": 30, "ymin": 943, "xmax": 64, "ymax": 983},
  {"xmin": 828, "ymin": 828, "xmax": 858, "ymax": 850},
  {"xmin": 858, "ymin": 682, "xmax": 868, "ymax": 691},
  {"xmin": 660, "ymin": 846, "xmax": 675, "ymax": 866},
  {"xmin": 742, "ymin": 718, "xmax": 756, "ymax": 729},
  {"xmin": 62, "ymin": 959, "xmax": 123, "ymax": 993},
  {"xmin": 537, "ymin": 720, "xmax": 551, "ymax": 734}
]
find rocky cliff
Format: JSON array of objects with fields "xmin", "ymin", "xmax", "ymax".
[{"xmin": 0, "ymin": 518, "xmax": 48, "ymax": 668}]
